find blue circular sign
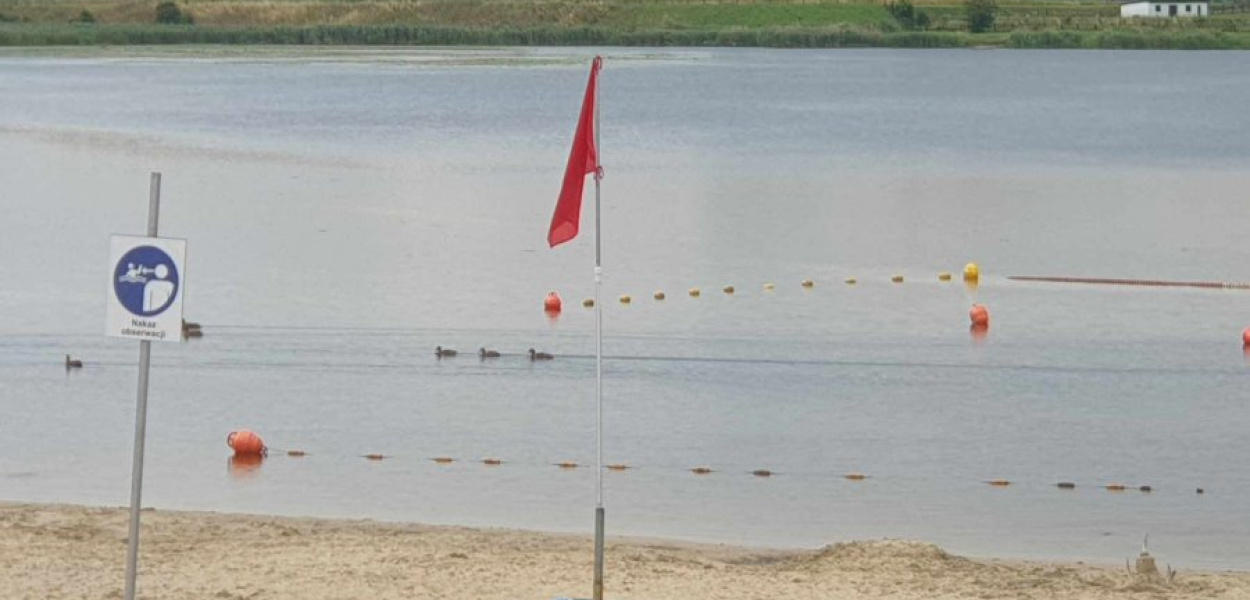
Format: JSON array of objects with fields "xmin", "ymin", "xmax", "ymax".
[{"xmin": 113, "ymin": 246, "xmax": 180, "ymax": 317}]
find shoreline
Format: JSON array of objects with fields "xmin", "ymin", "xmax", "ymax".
[
  {"xmin": 3, "ymin": 502, "xmax": 1249, "ymax": 599},
  {"xmin": 1, "ymin": 24, "xmax": 1249, "ymax": 50}
]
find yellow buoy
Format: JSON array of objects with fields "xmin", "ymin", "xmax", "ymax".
[
  {"xmin": 938, "ymin": 272, "xmax": 952, "ymax": 281},
  {"xmin": 844, "ymin": 278, "xmax": 857, "ymax": 285},
  {"xmin": 801, "ymin": 279, "xmax": 814, "ymax": 288},
  {"xmin": 583, "ymin": 298, "xmax": 595, "ymax": 308},
  {"xmin": 763, "ymin": 283, "xmax": 775, "ymax": 291},
  {"xmin": 723, "ymin": 285, "xmax": 735, "ymax": 294},
  {"xmin": 688, "ymin": 287, "xmax": 701, "ymax": 297},
  {"xmin": 653, "ymin": 291, "xmax": 665, "ymax": 300},
  {"xmin": 619, "ymin": 294, "xmax": 632, "ymax": 304},
  {"xmin": 891, "ymin": 275, "xmax": 904, "ymax": 283},
  {"xmin": 964, "ymin": 262, "xmax": 980, "ymax": 282}
]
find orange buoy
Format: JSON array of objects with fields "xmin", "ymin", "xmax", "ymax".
[
  {"xmin": 987, "ymin": 479, "xmax": 1011, "ymax": 487},
  {"xmin": 844, "ymin": 473, "xmax": 867, "ymax": 481},
  {"xmin": 606, "ymin": 464, "xmax": 630, "ymax": 471},
  {"xmin": 483, "ymin": 458, "xmax": 502, "ymax": 465},
  {"xmin": 286, "ymin": 450, "xmax": 306, "ymax": 457},
  {"xmin": 226, "ymin": 430, "xmax": 266, "ymax": 457},
  {"xmin": 1105, "ymin": 483, "xmax": 1127, "ymax": 491},
  {"xmin": 969, "ymin": 304, "xmax": 990, "ymax": 327},
  {"xmin": 1243, "ymin": 328, "xmax": 1250, "ymax": 346},
  {"xmin": 557, "ymin": 461, "xmax": 579, "ymax": 469},
  {"xmin": 432, "ymin": 457, "xmax": 455, "ymax": 464},
  {"xmin": 364, "ymin": 454, "xmax": 386, "ymax": 460},
  {"xmin": 691, "ymin": 467, "xmax": 713, "ymax": 475},
  {"xmin": 544, "ymin": 291, "xmax": 562, "ymax": 313}
]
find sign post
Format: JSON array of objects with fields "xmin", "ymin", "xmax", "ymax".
[{"xmin": 108, "ymin": 173, "xmax": 187, "ymax": 600}]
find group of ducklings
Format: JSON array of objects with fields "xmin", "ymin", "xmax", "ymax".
[{"xmin": 436, "ymin": 346, "xmax": 553, "ymax": 360}]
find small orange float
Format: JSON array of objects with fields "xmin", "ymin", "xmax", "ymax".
[
  {"xmin": 544, "ymin": 291, "xmax": 562, "ymax": 313},
  {"xmin": 432, "ymin": 457, "xmax": 455, "ymax": 464},
  {"xmin": 690, "ymin": 467, "xmax": 713, "ymax": 475},
  {"xmin": 987, "ymin": 479, "xmax": 1011, "ymax": 486},
  {"xmin": 844, "ymin": 473, "xmax": 867, "ymax": 481},
  {"xmin": 364, "ymin": 454, "xmax": 386, "ymax": 461},
  {"xmin": 606, "ymin": 464, "xmax": 630, "ymax": 471},
  {"xmin": 557, "ymin": 462, "xmax": 579, "ymax": 469},
  {"xmin": 226, "ymin": 430, "xmax": 266, "ymax": 457},
  {"xmin": 969, "ymin": 304, "xmax": 990, "ymax": 327},
  {"xmin": 1105, "ymin": 484, "xmax": 1127, "ymax": 491},
  {"xmin": 1243, "ymin": 328, "xmax": 1250, "ymax": 346},
  {"xmin": 723, "ymin": 285, "xmax": 735, "ymax": 294}
]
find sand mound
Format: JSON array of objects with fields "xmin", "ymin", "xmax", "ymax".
[{"xmin": 797, "ymin": 539, "xmax": 970, "ymax": 572}]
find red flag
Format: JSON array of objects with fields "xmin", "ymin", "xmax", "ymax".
[{"xmin": 548, "ymin": 56, "xmax": 602, "ymax": 248}]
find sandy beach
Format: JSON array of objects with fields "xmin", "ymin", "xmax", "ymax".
[{"xmin": 2, "ymin": 503, "xmax": 1247, "ymax": 599}]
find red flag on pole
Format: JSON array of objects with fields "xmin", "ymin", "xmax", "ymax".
[{"xmin": 548, "ymin": 56, "xmax": 603, "ymax": 248}]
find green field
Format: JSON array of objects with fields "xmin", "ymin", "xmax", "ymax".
[{"xmin": 1, "ymin": 0, "xmax": 1248, "ymax": 48}]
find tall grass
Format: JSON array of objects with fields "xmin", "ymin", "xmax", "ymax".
[{"xmin": 0, "ymin": 22, "xmax": 984, "ymax": 47}]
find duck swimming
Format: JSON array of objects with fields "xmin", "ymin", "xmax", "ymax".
[
  {"xmin": 479, "ymin": 347, "xmax": 500, "ymax": 358},
  {"xmin": 528, "ymin": 348, "xmax": 554, "ymax": 361},
  {"xmin": 435, "ymin": 346, "xmax": 458, "ymax": 357}
]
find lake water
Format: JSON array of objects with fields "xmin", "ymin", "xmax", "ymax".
[{"xmin": 1, "ymin": 46, "xmax": 1249, "ymax": 570}]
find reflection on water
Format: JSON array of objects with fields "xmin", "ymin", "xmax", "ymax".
[
  {"xmin": 0, "ymin": 47, "xmax": 1249, "ymax": 569},
  {"xmin": 228, "ymin": 454, "xmax": 265, "ymax": 478}
]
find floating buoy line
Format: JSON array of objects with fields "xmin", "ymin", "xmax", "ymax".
[{"xmin": 241, "ymin": 432, "xmax": 1200, "ymax": 497}]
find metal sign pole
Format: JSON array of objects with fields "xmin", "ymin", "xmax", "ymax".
[{"xmin": 122, "ymin": 172, "xmax": 161, "ymax": 600}]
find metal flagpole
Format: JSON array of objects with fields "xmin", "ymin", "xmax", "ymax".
[
  {"xmin": 123, "ymin": 172, "xmax": 161, "ymax": 600},
  {"xmin": 592, "ymin": 57, "xmax": 606, "ymax": 600}
]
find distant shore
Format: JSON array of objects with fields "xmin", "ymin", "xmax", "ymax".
[
  {"xmin": 2, "ymin": 0, "xmax": 1249, "ymax": 50},
  {"xmin": 1, "ymin": 23, "xmax": 1248, "ymax": 49},
  {"xmin": 2, "ymin": 502, "xmax": 1247, "ymax": 599}
]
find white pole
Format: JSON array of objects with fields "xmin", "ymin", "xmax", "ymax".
[
  {"xmin": 592, "ymin": 57, "xmax": 605, "ymax": 600},
  {"xmin": 123, "ymin": 172, "xmax": 160, "ymax": 600}
]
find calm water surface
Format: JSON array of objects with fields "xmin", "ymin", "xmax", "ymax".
[{"xmin": 1, "ymin": 47, "xmax": 1249, "ymax": 569}]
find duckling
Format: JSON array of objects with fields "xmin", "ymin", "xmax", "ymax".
[
  {"xmin": 479, "ymin": 347, "xmax": 500, "ymax": 359},
  {"xmin": 435, "ymin": 346, "xmax": 458, "ymax": 358},
  {"xmin": 65, "ymin": 355, "xmax": 83, "ymax": 369},
  {"xmin": 528, "ymin": 348, "xmax": 554, "ymax": 361}
]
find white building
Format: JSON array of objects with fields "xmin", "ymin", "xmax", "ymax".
[{"xmin": 1120, "ymin": 1, "xmax": 1209, "ymax": 17}]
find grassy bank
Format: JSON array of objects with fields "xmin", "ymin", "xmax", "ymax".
[
  {"xmin": 0, "ymin": 0, "xmax": 1248, "ymax": 49},
  {"xmin": 3, "ymin": 22, "xmax": 1247, "ymax": 48}
]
